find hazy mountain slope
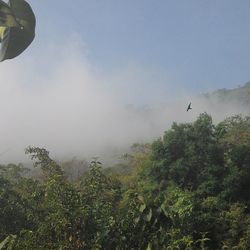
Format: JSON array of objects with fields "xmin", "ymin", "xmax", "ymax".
[{"xmin": 203, "ymin": 81, "xmax": 250, "ymax": 106}]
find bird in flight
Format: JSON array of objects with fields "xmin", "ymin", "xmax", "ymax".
[{"xmin": 186, "ymin": 102, "xmax": 192, "ymax": 112}]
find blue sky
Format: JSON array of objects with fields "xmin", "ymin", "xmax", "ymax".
[
  {"xmin": 28, "ymin": 0, "xmax": 250, "ymax": 94},
  {"xmin": 1, "ymin": 0, "xmax": 250, "ymax": 162}
]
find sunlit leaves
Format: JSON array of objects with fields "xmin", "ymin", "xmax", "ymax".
[{"xmin": 1, "ymin": 113, "xmax": 250, "ymax": 249}]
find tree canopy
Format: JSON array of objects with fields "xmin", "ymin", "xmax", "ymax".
[{"xmin": 1, "ymin": 113, "xmax": 250, "ymax": 249}]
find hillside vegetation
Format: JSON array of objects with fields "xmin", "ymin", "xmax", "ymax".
[
  {"xmin": 1, "ymin": 113, "xmax": 250, "ymax": 249},
  {"xmin": 203, "ymin": 81, "xmax": 250, "ymax": 106}
]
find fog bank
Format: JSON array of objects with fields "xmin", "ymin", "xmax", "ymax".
[{"xmin": 0, "ymin": 40, "xmax": 249, "ymax": 164}]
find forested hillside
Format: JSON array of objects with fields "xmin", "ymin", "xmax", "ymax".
[
  {"xmin": 203, "ymin": 81, "xmax": 250, "ymax": 106},
  {"xmin": 1, "ymin": 113, "xmax": 250, "ymax": 249}
]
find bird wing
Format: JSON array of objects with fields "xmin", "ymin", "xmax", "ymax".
[
  {"xmin": 186, "ymin": 102, "xmax": 192, "ymax": 111},
  {"xmin": 0, "ymin": 0, "xmax": 19, "ymax": 27}
]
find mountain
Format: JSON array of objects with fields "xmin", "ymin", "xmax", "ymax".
[{"xmin": 203, "ymin": 81, "xmax": 250, "ymax": 106}]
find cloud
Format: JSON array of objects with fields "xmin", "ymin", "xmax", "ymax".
[
  {"xmin": 0, "ymin": 37, "xmax": 174, "ymax": 164},
  {"xmin": 0, "ymin": 37, "xmax": 249, "ymax": 165}
]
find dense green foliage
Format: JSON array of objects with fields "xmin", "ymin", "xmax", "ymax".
[{"xmin": 1, "ymin": 113, "xmax": 250, "ymax": 249}]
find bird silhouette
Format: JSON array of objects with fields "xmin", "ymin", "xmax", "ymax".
[{"xmin": 186, "ymin": 102, "xmax": 192, "ymax": 112}]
